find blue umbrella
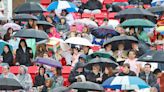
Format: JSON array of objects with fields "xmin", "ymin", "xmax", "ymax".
[
  {"xmin": 102, "ymin": 76, "xmax": 150, "ymax": 90},
  {"xmin": 35, "ymin": 58, "xmax": 62, "ymax": 68},
  {"xmin": 0, "ymin": 40, "xmax": 13, "ymax": 54},
  {"xmin": 151, "ymin": 0, "xmax": 164, "ymax": 6},
  {"xmin": 47, "ymin": 1, "xmax": 79, "ymax": 12}
]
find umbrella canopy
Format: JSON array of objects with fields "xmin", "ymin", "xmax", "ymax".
[
  {"xmin": 102, "ymin": 76, "xmax": 150, "ymax": 90},
  {"xmin": 91, "ymin": 26, "xmax": 120, "ymax": 39},
  {"xmin": 104, "ymin": 35, "xmax": 138, "ymax": 51},
  {"xmin": 0, "ymin": 40, "xmax": 13, "ymax": 54},
  {"xmin": 151, "ymin": 0, "xmax": 164, "ymax": 6},
  {"xmin": 147, "ymin": 6, "xmax": 164, "ymax": 13},
  {"xmin": 36, "ymin": 21, "xmax": 54, "ymax": 29},
  {"xmin": 35, "ymin": 58, "xmax": 62, "ymax": 68},
  {"xmin": 65, "ymin": 37, "xmax": 93, "ymax": 46},
  {"xmin": 3, "ymin": 23, "xmax": 21, "ymax": 31},
  {"xmin": 47, "ymin": 1, "xmax": 78, "ymax": 12},
  {"xmin": 121, "ymin": 19, "xmax": 155, "ymax": 28},
  {"xmin": 115, "ymin": 8, "xmax": 155, "ymax": 19},
  {"xmin": 53, "ymin": 86, "xmax": 70, "ymax": 92},
  {"xmin": 13, "ymin": 29, "xmax": 48, "ymax": 39},
  {"xmin": 14, "ymin": 2, "xmax": 47, "ymax": 14},
  {"xmin": 87, "ymin": 51, "xmax": 116, "ymax": 61},
  {"xmin": 138, "ymin": 50, "xmax": 164, "ymax": 63},
  {"xmin": 156, "ymin": 26, "xmax": 164, "ymax": 35},
  {"xmin": 74, "ymin": 18, "xmax": 98, "ymax": 28},
  {"xmin": 69, "ymin": 81, "xmax": 104, "ymax": 91},
  {"xmin": 12, "ymin": 14, "xmax": 38, "ymax": 21},
  {"xmin": 0, "ymin": 78, "xmax": 24, "ymax": 90},
  {"xmin": 85, "ymin": 58, "xmax": 118, "ymax": 70}
]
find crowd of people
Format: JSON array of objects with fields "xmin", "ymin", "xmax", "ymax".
[{"xmin": 0, "ymin": 0, "xmax": 164, "ymax": 92}]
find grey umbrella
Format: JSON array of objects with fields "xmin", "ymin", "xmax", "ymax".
[
  {"xmin": 0, "ymin": 78, "xmax": 24, "ymax": 91},
  {"xmin": 147, "ymin": 6, "xmax": 164, "ymax": 13},
  {"xmin": 14, "ymin": 2, "xmax": 47, "ymax": 14},
  {"xmin": 13, "ymin": 29, "xmax": 48, "ymax": 39},
  {"xmin": 69, "ymin": 81, "xmax": 104, "ymax": 91},
  {"xmin": 53, "ymin": 86, "xmax": 70, "ymax": 92},
  {"xmin": 36, "ymin": 21, "xmax": 54, "ymax": 29},
  {"xmin": 12, "ymin": 14, "xmax": 38, "ymax": 21}
]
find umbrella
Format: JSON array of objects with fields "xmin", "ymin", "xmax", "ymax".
[
  {"xmin": 156, "ymin": 26, "xmax": 164, "ymax": 35},
  {"xmin": 103, "ymin": 35, "xmax": 138, "ymax": 51},
  {"xmin": 65, "ymin": 37, "xmax": 93, "ymax": 46},
  {"xmin": 13, "ymin": 29, "xmax": 48, "ymax": 39},
  {"xmin": 102, "ymin": 76, "xmax": 150, "ymax": 90},
  {"xmin": 138, "ymin": 50, "xmax": 164, "ymax": 63},
  {"xmin": 0, "ymin": 40, "xmax": 13, "ymax": 54},
  {"xmin": 53, "ymin": 86, "xmax": 70, "ymax": 92},
  {"xmin": 36, "ymin": 21, "xmax": 54, "ymax": 29},
  {"xmin": 108, "ymin": 19, "xmax": 120, "ymax": 28},
  {"xmin": 3, "ymin": 23, "xmax": 21, "ymax": 31},
  {"xmin": 14, "ymin": 2, "xmax": 47, "ymax": 14},
  {"xmin": 91, "ymin": 26, "xmax": 120, "ymax": 39},
  {"xmin": 35, "ymin": 58, "xmax": 62, "ymax": 68},
  {"xmin": 151, "ymin": 0, "xmax": 164, "ymax": 6},
  {"xmin": 85, "ymin": 58, "xmax": 118, "ymax": 70},
  {"xmin": 115, "ymin": 8, "xmax": 155, "ymax": 19},
  {"xmin": 147, "ymin": 6, "xmax": 164, "ymax": 13},
  {"xmin": 121, "ymin": 19, "xmax": 155, "ymax": 28},
  {"xmin": 47, "ymin": 1, "xmax": 78, "ymax": 12},
  {"xmin": 12, "ymin": 14, "xmax": 38, "ymax": 21},
  {"xmin": 69, "ymin": 81, "xmax": 104, "ymax": 91},
  {"xmin": 74, "ymin": 18, "xmax": 98, "ymax": 28},
  {"xmin": 87, "ymin": 51, "xmax": 116, "ymax": 61},
  {"xmin": 0, "ymin": 78, "xmax": 24, "ymax": 90}
]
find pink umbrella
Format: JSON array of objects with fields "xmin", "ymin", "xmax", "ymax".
[{"xmin": 3, "ymin": 23, "xmax": 21, "ymax": 31}]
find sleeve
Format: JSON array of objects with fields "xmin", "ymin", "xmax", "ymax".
[{"xmin": 68, "ymin": 71, "xmax": 77, "ymax": 83}]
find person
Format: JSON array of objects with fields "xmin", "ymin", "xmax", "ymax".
[
  {"xmin": 86, "ymin": 64, "xmax": 102, "ymax": 84},
  {"xmin": 16, "ymin": 39, "xmax": 33, "ymax": 66},
  {"xmin": 72, "ymin": 46, "xmax": 81, "ymax": 67},
  {"xmin": 81, "ymin": 46, "xmax": 93, "ymax": 55},
  {"xmin": 114, "ymin": 43, "xmax": 127, "ymax": 62},
  {"xmin": 26, "ymin": 19, "xmax": 38, "ymax": 29},
  {"xmin": 36, "ymin": 44, "xmax": 46, "ymax": 58},
  {"xmin": 0, "ymin": 0, "xmax": 4, "ymax": 18},
  {"xmin": 51, "ymin": 67, "xmax": 64, "ymax": 90},
  {"xmin": 69, "ymin": 62, "xmax": 86, "ymax": 84},
  {"xmin": 48, "ymin": 27, "xmax": 60, "ymax": 38},
  {"xmin": 17, "ymin": 65, "xmax": 33, "ymax": 91},
  {"xmin": 3, "ymin": 27, "xmax": 14, "ymax": 41},
  {"xmin": 45, "ymin": 15, "xmax": 56, "ymax": 26},
  {"xmin": 1, "ymin": 45, "xmax": 13, "ymax": 66},
  {"xmin": 34, "ymin": 66, "xmax": 46, "ymax": 88},
  {"xmin": 60, "ymin": 10, "xmax": 74, "ymax": 26},
  {"xmin": 139, "ymin": 63, "xmax": 157, "ymax": 87},
  {"xmin": 153, "ymin": 69, "xmax": 162, "ymax": 92},
  {"xmin": 119, "ymin": 63, "xmax": 136, "ymax": 76},
  {"xmin": 127, "ymin": 27, "xmax": 137, "ymax": 39},
  {"xmin": 84, "ymin": 0, "xmax": 102, "ymax": 14},
  {"xmin": 131, "ymin": 42, "xmax": 144, "ymax": 58},
  {"xmin": 124, "ymin": 50, "xmax": 141, "ymax": 75},
  {"xmin": 102, "ymin": 43, "xmax": 113, "ymax": 56},
  {"xmin": 102, "ymin": 65, "xmax": 115, "ymax": 82},
  {"xmin": 41, "ymin": 78, "xmax": 53, "ymax": 92},
  {"xmin": 0, "ymin": 64, "xmax": 17, "ymax": 80}
]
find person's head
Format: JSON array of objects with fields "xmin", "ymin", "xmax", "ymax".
[
  {"xmin": 82, "ymin": 46, "xmax": 90, "ymax": 54},
  {"xmin": 37, "ymin": 44, "xmax": 46, "ymax": 52},
  {"xmin": 73, "ymin": 46, "xmax": 80, "ymax": 54},
  {"xmin": 3, "ymin": 45, "xmax": 10, "ymax": 54},
  {"xmin": 123, "ymin": 63, "xmax": 130, "ymax": 74},
  {"xmin": 144, "ymin": 63, "xmax": 151, "ymax": 73},
  {"xmin": 2, "ymin": 65, "xmax": 10, "ymax": 75},
  {"xmin": 76, "ymin": 62, "xmax": 84, "ymax": 73},
  {"xmin": 82, "ymin": 26, "xmax": 89, "ymax": 33},
  {"xmin": 131, "ymin": 43, "xmax": 138, "ymax": 49},
  {"xmin": 118, "ymin": 43, "xmax": 124, "ymax": 50},
  {"xmin": 153, "ymin": 68, "xmax": 162, "ymax": 78},
  {"xmin": 128, "ymin": 50, "xmax": 136, "ymax": 60},
  {"xmin": 19, "ymin": 39, "xmax": 27, "ymax": 48},
  {"xmin": 105, "ymin": 44, "xmax": 112, "ymax": 51},
  {"xmin": 45, "ymin": 78, "xmax": 53, "ymax": 88},
  {"xmin": 138, "ymin": 27, "xmax": 143, "ymax": 34},
  {"xmin": 28, "ymin": 19, "xmax": 34, "ymax": 26},
  {"xmin": 71, "ymin": 25, "xmax": 77, "ymax": 32},
  {"xmin": 38, "ymin": 25, "xmax": 44, "ymax": 30},
  {"xmin": 39, "ymin": 66, "xmax": 45, "ymax": 76},
  {"xmin": 157, "ymin": 34, "xmax": 163, "ymax": 40},
  {"xmin": 104, "ymin": 65, "xmax": 114, "ymax": 76},
  {"xmin": 6, "ymin": 27, "xmax": 13, "ymax": 34},
  {"xmin": 79, "ymin": 54, "xmax": 87, "ymax": 63},
  {"xmin": 129, "ymin": 27, "xmax": 135, "ymax": 34},
  {"xmin": 61, "ymin": 10, "xmax": 68, "ymax": 16},
  {"xmin": 19, "ymin": 65, "xmax": 28, "ymax": 75},
  {"xmin": 43, "ymin": 52, "xmax": 49, "ymax": 58},
  {"xmin": 46, "ymin": 16, "xmax": 53, "ymax": 23},
  {"xmin": 51, "ymin": 67, "xmax": 62, "ymax": 76},
  {"xmin": 60, "ymin": 18, "xmax": 66, "ymax": 24},
  {"xmin": 92, "ymin": 64, "xmax": 100, "ymax": 73}
]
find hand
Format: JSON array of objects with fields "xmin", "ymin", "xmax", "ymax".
[{"xmin": 96, "ymin": 78, "xmax": 102, "ymax": 82}]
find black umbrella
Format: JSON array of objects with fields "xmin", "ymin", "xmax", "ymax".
[
  {"xmin": 14, "ymin": 2, "xmax": 47, "ymax": 14},
  {"xmin": 147, "ymin": 6, "xmax": 164, "ymax": 13},
  {"xmin": 69, "ymin": 81, "xmax": 104, "ymax": 91},
  {"xmin": 37, "ymin": 21, "xmax": 54, "ymax": 30},
  {"xmin": 53, "ymin": 86, "xmax": 70, "ymax": 92},
  {"xmin": 138, "ymin": 50, "xmax": 164, "ymax": 63},
  {"xmin": 85, "ymin": 58, "xmax": 118, "ymax": 70},
  {"xmin": 0, "ymin": 78, "xmax": 24, "ymax": 90},
  {"xmin": 13, "ymin": 29, "xmax": 48, "ymax": 39},
  {"xmin": 115, "ymin": 8, "xmax": 155, "ymax": 19},
  {"xmin": 12, "ymin": 14, "xmax": 38, "ymax": 21},
  {"xmin": 103, "ymin": 35, "xmax": 138, "ymax": 51}
]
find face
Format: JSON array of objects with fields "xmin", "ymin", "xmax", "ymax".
[
  {"xmin": 123, "ymin": 66, "xmax": 129, "ymax": 74},
  {"xmin": 132, "ymin": 43, "xmax": 138, "ymax": 49},
  {"xmin": 28, "ymin": 20, "xmax": 33, "ymax": 26},
  {"xmin": 82, "ymin": 46, "xmax": 89, "ymax": 52},
  {"xmin": 51, "ymin": 67, "xmax": 57, "ymax": 75},
  {"xmin": 118, "ymin": 44, "xmax": 124, "ymax": 50},
  {"xmin": 105, "ymin": 44, "xmax": 112, "ymax": 51},
  {"xmin": 73, "ymin": 48, "xmax": 79, "ymax": 53},
  {"xmin": 20, "ymin": 41, "xmax": 26, "ymax": 48},
  {"xmin": 60, "ymin": 19, "xmax": 65, "ymax": 24},
  {"xmin": 79, "ymin": 58, "xmax": 85, "ymax": 62},
  {"xmin": 19, "ymin": 67, "xmax": 26, "ymax": 74},
  {"xmin": 39, "ymin": 68, "xmax": 45, "ymax": 75},
  {"xmin": 3, "ymin": 46, "xmax": 9, "ymax": 53},
  {"xmin": 92, "ymin": 65, "xmax": 100, "ymax": 73},
  {"xmin": 83, "ymin": 27, "xmax": 88, "ymax": 33},
  {"xmin": 128, "ymin": 51, "xmax": 136, "ymax": 59},
  {"xmin": 77, "ymin": 67, "xmax": 83, "ymax": 73},
  {"xmin": 144, "ymin": 65, "xmax": 151, "ymax": 73},
  {"xmin": 61, "ymin": 11, "xmax": 66, "ymax": 16},
  {"xmin": 46, "ymin": 17, "xmax": 52, "ymax": 23},
  {"xmin": 43, "ymin": 53, "xmax": 49, "ymax": 58},
  {"xmin": 130, "ymin": 28, "xmax": 135, "ymax": 33},
  {"xmin": 8, "ymin": 28, "xmax": 13, "ymax": 34},
  {"xmin": 104, "ymin": 67, "xmax": 109, "ymax": 74}
]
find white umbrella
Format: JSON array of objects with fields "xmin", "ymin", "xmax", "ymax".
[
  {"xmin": 74, "ymin": 18, "xmax": 98, "ymax": 28},
  {"xmin": 108, "ymin": 19, "xmax": 120, "ymax": 28},
  {"xmin": 3, "ymin": 23, "xmax": 21, "ymax": 31},
  {"xmin": 65, "ymin": 37, "xmax": 93, "ymax": 46}
]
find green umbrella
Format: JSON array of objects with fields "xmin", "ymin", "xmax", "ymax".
[{"xmin": 121, "ymin": 19, "xmax": 155, "ymax": 28}]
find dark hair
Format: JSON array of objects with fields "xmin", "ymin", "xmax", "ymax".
[
  {"xmin": 4, "ymin": 27, "xmax": 13, "ymax": 41},
  {"xmin": 153, "ymin": 68, "xmax": 161, "ymax": 75},
  {"xmin": 2, "ymin": 45, "xmax": 12, "ymax": 55},
  {"xmin": 56, "ymin": 67, "xmax": 62, "ymax": 76},
  {"xmin": 61, "ymin": 9, "xmax": 69, "ymax": 16},
  {"xmin": 123, "ymin": 63, "xmax": 130, "ymax": 69},
  {"xmin": 145, "ymin": 63, "xmax": 151, "ymax": 68},
  {"xmin": 38, "ymin": 66, "xmax": 46, "ymax": 75},
  {"xmin": 129, "ymin": 26, "xmax": 135, "ymax": 30},
  {"xmin": 127, "ymin": 50, "xmax": 136, "ymax": 56},
  {"xmin": 19, "ymin": 39, "xmax": 28, "ymax": 48}
]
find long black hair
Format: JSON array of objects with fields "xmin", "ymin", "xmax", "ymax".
[
  {"xmin": 2, "ymin": 45, "xmax": 12, "ymax": 55},
  {"xmin": 18, "ymin": 39, "xmax": 28, "ymax": 48}
]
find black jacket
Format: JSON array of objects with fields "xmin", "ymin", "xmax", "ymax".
[
  {"xmin": 2, "ymin": 52, "xmax": 13, "ymax": 66},
  {"xmin": 34, "ymin": 75, "xmax": 45, "ymax": 87},
  {"xmin": 16, "ymin": 47, "xmax": 33, "ymax": 66},
  {"xmin": 119, "ymin": 71, "xmax": 136, "ymax": 76},
  {"xmin": 86, "ymin": 72, "xmax": 101, "ymax": 84},
  {"xmin": 84, "ymin": 0, "xmax": 102, "ymax": 10}
]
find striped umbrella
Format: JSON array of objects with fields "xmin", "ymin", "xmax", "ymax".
[
  {"xmin": 156, "ymin": 26, "xmax": 164, "ymax": 35},
  {"xmin": 102, "ymin": 76, "xmax": 150, "ymax": 90},
  {"xmin": 47, "ymin": 1, "xmax": 78, "ymax": 12}
]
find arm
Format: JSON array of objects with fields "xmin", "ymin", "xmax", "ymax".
[{"xmin": 68, "ymin": 71, "xmax": 77, "ymax": 83}]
